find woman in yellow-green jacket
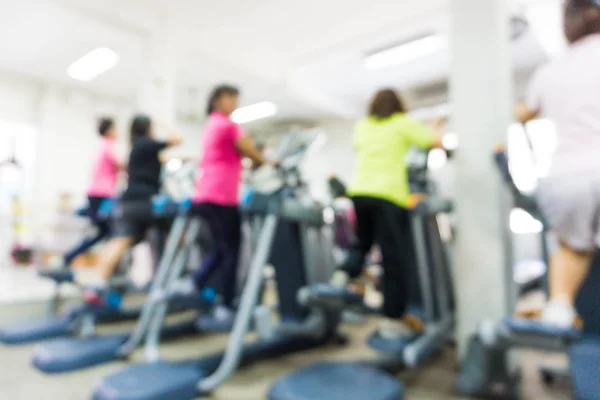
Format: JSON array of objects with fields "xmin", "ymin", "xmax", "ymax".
[{"xmin": 331, "ymin": 89, "xmax": 442, "ymax": 340}]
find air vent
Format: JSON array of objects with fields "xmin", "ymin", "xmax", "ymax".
[{"xmin": 412, "ymin": 80, "xmax": 449, "ymax": 100}]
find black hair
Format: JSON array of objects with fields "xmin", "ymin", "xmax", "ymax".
[
  {"xmin": 98, "ymin": 117, "xmax": 114, "ymax": 137},
  {"xmin": 369, "ymin": 88, "xmax": 407, "ymax": 119},
  {"xmin": 564, "ymin": 0, "xmax": 600, "ymax": 43},
  {"xmin": 206, "ymin": 84, "xmax": 240, "ymax": 115},
  {"xmin": 130, "ymin": 114, "xmax": 152, "ymax": 144}
]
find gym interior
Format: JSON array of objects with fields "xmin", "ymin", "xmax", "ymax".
[{"xmin": 0, "ymin": 0, "xmax": 598, "ymax": 399}]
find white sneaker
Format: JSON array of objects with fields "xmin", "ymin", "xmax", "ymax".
[
  {"xmin": 74, "ymin": 270, "xmax": 108, "ymax": 290},
  {"xmin": 48, "ymin": 256, "xmax": 66, "ymax": 270},
  {"xmin": 330, "ymin": 270, "xmax": 349, "ymax": 288},
  {"xmin": 541, "ymin": 301, "xmax": 576, "ymax": 329},
  {"xmin": 213, "ymin": 305, "xmax": 234, "ymax": 322},
  {"xmin": 378, "ymin": 318, "xmax": 416, "ymax": 340}
]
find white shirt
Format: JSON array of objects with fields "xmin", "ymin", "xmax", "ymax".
[{"xmin": 526, "ymin": 34, "xmax": 600, "ymax": 177}]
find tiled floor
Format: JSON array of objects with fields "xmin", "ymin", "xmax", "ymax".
[
  {"xmin": 0, "ymin": 267, "xmax": 572, "ymax": 400},
  {"xmin": 0, "ymin": 319, "xmax": 573, "ymax": 400}
]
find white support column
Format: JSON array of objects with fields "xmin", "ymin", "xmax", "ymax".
[
  {"xmin": 450, "ymin": 0, "xmax": 514, "ymax": 355},
  {"xmin": 137, "ymin": 7, "xmax": 177, "ymax": 126}
]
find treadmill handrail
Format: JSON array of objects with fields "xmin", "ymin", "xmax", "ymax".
[{"xmin": 198, "ymin": 213, "xmax": 278, "ymax": 393}]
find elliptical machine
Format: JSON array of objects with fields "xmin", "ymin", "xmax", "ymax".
[
  {"xmin": 268, "ymin": 147, "xmax": 456, "ymax": 400},
  {"xmin": 456, "ymin": 145, "xmax": 600, "ymax": 400},
  {"xmin": 92, "ymin": 129, "xmax": 345, "ymax": 400}
]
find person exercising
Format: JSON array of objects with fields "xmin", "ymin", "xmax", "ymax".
[
  {"xmin": 515, "ymin": 0, "xmax": 600, "ymax": 328},
  {"xmin": 191, "ymin": 84, "xmax": 267, "ymax": 322},
  {"xmin": 74, "ymin": 114, "xmax": 182, "ymax": 290},
  {"xmin": 331, "ymin": 88, "xmax": 442, "ymax": 340},
  {"xmin": 59, "ymin": 117, "xmax": 124, "ymax": 268}
]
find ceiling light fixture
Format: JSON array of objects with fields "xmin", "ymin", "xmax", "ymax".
[
  {"xmin": 231, "ymin": 102, "xmax": 277, "ymax": 124},
  {"xmin": 365, "ymin": 34, "xmax": 447, "ymax": 70},
  {"xmin": 67, "ymin": 47, "xmax": 119, "ymax": 82}
]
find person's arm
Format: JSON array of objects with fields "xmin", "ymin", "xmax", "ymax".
[
  {"xmin": 516, "ymin": 66, "xmax": 545, "ymax": 123},
  {"xmin": 404, "ymin": 117, "xmax": 443, "ymax": 149},
  {"xmin": 231, "ymin": 124, "xmax": 267, "ymax": 167},
  {"xmin": 514, "ymin": 101, "xmax": 539, "ymax": 123},
  {"xmin": 107, "ymin": 141, "xmax": 127, "ymax": 171},
  {"xmin": 166, "ymin": 133, "xmax": 183, "ymax": 147},
  {"xmin": 236, "ymin": 136, "xmax": 267, "ymax": 167}
]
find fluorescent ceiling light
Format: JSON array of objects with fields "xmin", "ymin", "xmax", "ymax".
[
  {"xmin": 231, "ymin": 102, "xmax": 277, "ymax": 124},
  {"xmin": 365, "ymin": 35, "xmax": 447, "ymax": 70},
  {"xmin": 68, "ymin": 47, "xmax": 119, "ymax": 82}
]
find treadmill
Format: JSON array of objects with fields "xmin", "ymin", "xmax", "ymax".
[{"xmin": 92, "ymin": 129, "xmax": 344, "ymax": 400}]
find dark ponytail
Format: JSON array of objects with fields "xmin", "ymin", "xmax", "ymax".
[
  {"xmin": 564, "ymin": 0, "xmax": 600, "ymax": 43},
  {"xmin": 130, "ymin": 114, "xmax": 152, "ymax": 144},
  {"xmin": 206, "ymin": 84, "xmax": 239, "ymax": 115}
]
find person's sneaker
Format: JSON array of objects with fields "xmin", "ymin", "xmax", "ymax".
[
  {"xmin": 378, "ymin": 314, "xmax": 425, "ymax": 340},
  {"xmin": 213, "ymin": 305, "xmax": 234, "ymax": 322},
  {"xmin": 83, "ymin": 290, "xmax": 106, "ymax": 306},
  {"xmin": 74, "ymin": 269, "xmax": 109, "ymax": 290},
  {"xmin": 330, "ymin": 270, "xmax": 349, "ymax": 288},
  {"xmin": 541, "ymin": 301, "xmax": 577, "ymax": 329},
  {"xmin": 378, "ymin": 318, "xmax": 416, "ymax": 340}
]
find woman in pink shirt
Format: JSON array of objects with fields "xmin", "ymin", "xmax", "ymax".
[
  {"xmin": 191, "ymin": 85, "xmax": 266, "ymax": 321},
  {"xmin": 62, "ymin": 118, "xmax": 123, "ymax": 267}
]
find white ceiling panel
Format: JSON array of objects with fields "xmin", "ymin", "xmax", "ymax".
[{"xmin": 0, "ymin": 0, "xmax": 557, "ymax": 120}]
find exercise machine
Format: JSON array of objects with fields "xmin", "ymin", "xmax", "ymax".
[
  {"xmin": 455, "ymin": 146, "xmax": 600, "ymax": 400},
  {"xmin": 30, "ymin": 196, "xmax": 219, "ymax": 373},
  {"xmin": 0, "ymin": 195, "xmax": 186, "ymax": 346},
  {"xmin": 91, "ymin": 130, "xmax": 341, "ymax": 400},
  {"xmin": 268, "ymin": 148, "xmax": 456, "ymax": 400}
]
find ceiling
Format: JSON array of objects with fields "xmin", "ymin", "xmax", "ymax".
[{"xmin": 0, "ymin": 0, "xmax": 560, "ymax": 123}]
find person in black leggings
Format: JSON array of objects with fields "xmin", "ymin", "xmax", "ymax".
[
  {"xmin": 190, "ymin": 85, "xmax": 267, "ymax": 322},
  {"xmin": 61, "ymin": 118, "xmax": 123, "ymax": 267},
  {"xmin": 330, "ymin": 89, "xmax": 442, "ymax": 340},
  {"xmin": 73, "ymin": 114, "xmax": 182, "ymax": 291}
]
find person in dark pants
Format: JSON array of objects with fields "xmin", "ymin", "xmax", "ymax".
[
  {"xmin": 191, "ymin": 84, "xmax": 267, "ymax": 322},
  {"xmin": 61, "ymin": 118, "xmax": 124, "ymax": 267},
  {"xmin": 331, "ymin": 89, "xmax": 442, "ymax": 340},
  {"xmin": 73, "ymin": 114, "xmax": 182, "ymax": 290}
]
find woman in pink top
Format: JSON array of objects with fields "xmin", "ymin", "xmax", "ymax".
[
  {"xmin": 62, "ymin": 118, "xmax": 123, "ymax": 266},
  {"xmin": 191, "ymin": 85, "xmax": 267, "ymax": 320}
]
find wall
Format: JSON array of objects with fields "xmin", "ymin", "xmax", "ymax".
[
  {"xmin": 0, "ymin": 71, "xmax": 135, "ymax": 245},
  {"xmin": 300, "ymin": 118, "xmax": 355, "ymax": 202}
]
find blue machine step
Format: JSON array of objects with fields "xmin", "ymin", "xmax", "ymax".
[
  {"xmin": 93, "ymin": 335, "xmax": 334, "ymax": 400},
  {"xmin": 38, "ymin": 269, "xmax": 74, "ymax": 283},
  {"xmin": 269, "ymin": 362, "xmax": 404, "ymax": 400},
  {"xmin": 0, "ymin": 317, "xmax": 71, "ymax": 345},
  {"xmin": 33, "ymin": 334, "xmax": 129, "ymax": 373},
  {"xmin": 195, "ymin": 314, "xmax": 234, "ymax": 333},
  {"xmin": 309, "ymin": 284, "xmax": 365, "ymax": 305},
  {"xmin": 569, "ymin": 337, "xmax": 600, "ymax": 400},
  {"xmin": 368, "ymin": 331, "xmax": 420, "ymax": 356},
  {"xmin": 33, "ymin": 320, "xmax": 199, "ymax": 373},
  {"xmin": 503, "ymin": 318, "xmax": 581, "ymax": 340},
  {"xmin": 93, "ymin": 361, "xmax": 202, "ymax": 400}
]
